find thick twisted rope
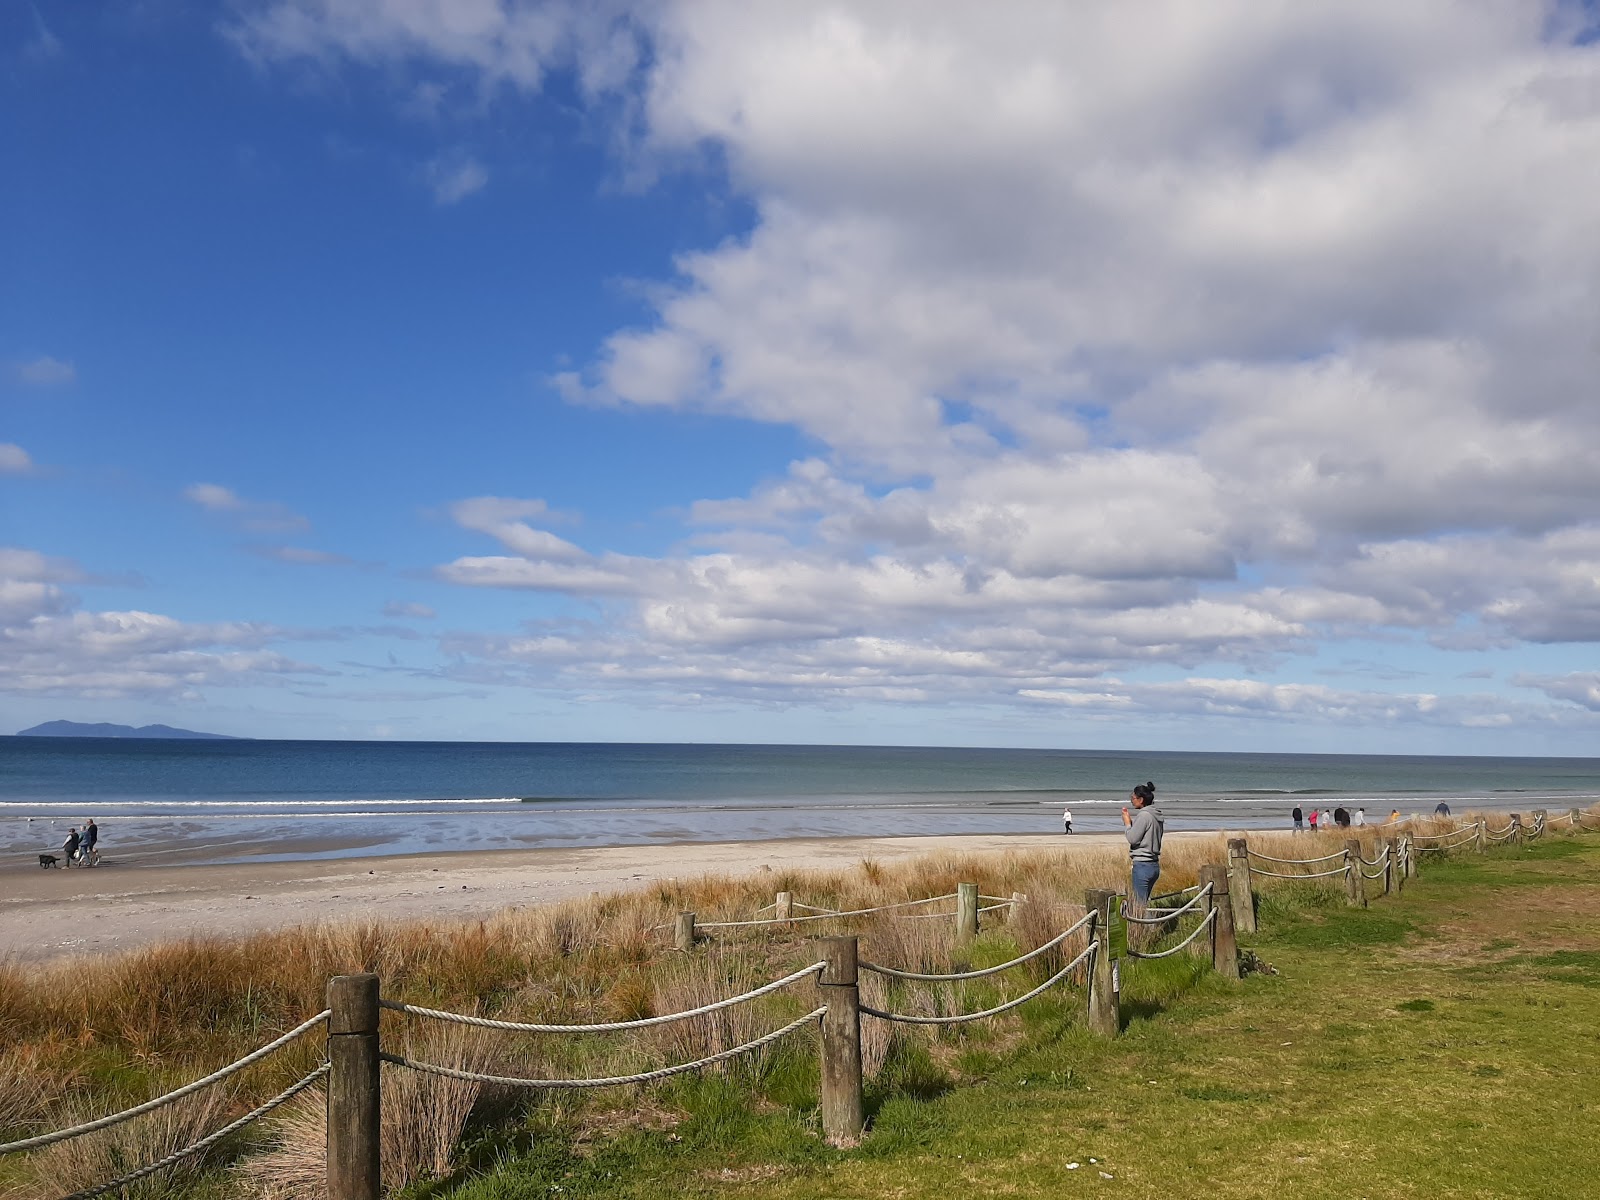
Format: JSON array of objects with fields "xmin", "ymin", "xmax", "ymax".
[
  {"xmin": 860, "ymin": 911, "xmax": 1096, "ymax": 982},
  {"xmin": 1121, "ymin": 883, "xmax": 1213, "ymax": 924},
  {"xmin": 1, "ymin": 1010, "xmax": 330, "ymax": 1156},
  {"xmin": 381, "ymin": 962, "xmax": 824, "ymax": 1033},
  {"xmin": 382, "ymin": 1008, "xmax": 823, "ymax": 1089},
  {"xmin": 1248, "ymin": 864, "xmax": 1349, "ymax": 880},
  {"xmin": 1247, "ymin": 849, "xmax": 1347, "ymax": 865},
  {"xmin": 978, "ymin": 895, "xmax": 1018, "ymax": 904},
  {"xmin": 695, "ymin": 893, "xmax": 959, "ymax": 929},
  {"xmin": 1361, "ymin": 863, "xmax": 1390, "ymax": 879},
  {"xmin": 58, "ymin": 1063, "xmax": 329, "ymax": 1200},
  {"xmin": 860, "ymin": 941, "xmax": 1098, "ymax": 1025},
  {"xmin": 1358, "ymin": 848, "xmax": 1391, "ymax": 867},
  {"xmin": 1150, "ymin": 882, "xmax": 1204, "ymax": 903},
  {"xmin": 1125, "ymin": 909, "xmax": 1217, "ymax": 960}
]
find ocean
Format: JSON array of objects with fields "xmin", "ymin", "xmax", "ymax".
[{"xmin": 5, "ymin": 738, "xmax": 1598, "ymax": 866}]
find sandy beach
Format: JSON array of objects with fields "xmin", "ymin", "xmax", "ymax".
[{"xmin": 0, "ymin": 832, "xmax": 1200, "ymax": 963}]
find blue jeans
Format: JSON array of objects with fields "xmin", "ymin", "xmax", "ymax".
[{"xmin": 1130, "ymin": 861, "xmax": 1161, "ymax": 906}]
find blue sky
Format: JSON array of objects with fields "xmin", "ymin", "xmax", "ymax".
[{"xmin": 3, "ymin": 2, "xmax": 1599, "ymax": 751}]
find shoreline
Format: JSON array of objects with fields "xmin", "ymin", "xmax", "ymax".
[{"xmin": 1, "ymin": 830, "xmax": 1223, "ymax": 963}]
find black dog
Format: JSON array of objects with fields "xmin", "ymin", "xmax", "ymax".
[{"xmin": 39, "ymin": 854, "xmax": 59, "ymax": 869}]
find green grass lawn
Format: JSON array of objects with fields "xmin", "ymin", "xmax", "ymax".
[{"xmin": 426, "ymin": 835, "xmax": 1600, "ymax": 1200}]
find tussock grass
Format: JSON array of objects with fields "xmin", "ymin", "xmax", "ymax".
[{"xmin": 2, "ymin": 805, "xmax": 1590, "ymax": 1198}]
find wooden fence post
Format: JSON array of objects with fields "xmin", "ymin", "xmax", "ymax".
[
  {"xmin": 1570, "ymin": 808, "xmax": 1583, "ymax": 837},
  {"xmin": 1009, "ymin": 891, "xmax": 1027, "ymax": 923},
  {"xmin": 1511, "ymin": 814, "xmax": 1524, "ymax": 846},
  {"xmin": 816, "ymin": 936, "xmax": 863, "ymax": 1146},
  {"xmin": 955, "ymin": 882, "xmax": 979, "ymax": 945},
  {"xmin": 1533, "ymin": 809, "xmax": 1548, "ymax": 840},
  {"xmin": 775, "ymin": 891, "xmax": 794, "ymax": 923},
  {"xmin": 1404, "ymin": 833, "xmax": 1418, "ymax": 881},
  {"xmin": 1085, "ymin": 889, "xmax": 1119, "ymax": 1037},
  {"xmin": 674, "ymin": 912, "xmax": 697, "ymax": 952},
  {"xmin": 1475, "ymin": 819, "xmax": 1487, "ymax": 853},
  {"xmin": 1343, "ymin": 840, "xmax": 1366, "ymax": 908},
  {"xmin": 1199, "ymin": 865, "xmax": 1239, "ymax": 979},
  {"xmin": 327, "ymin": 974, "xmax": 381, "ymax": 1200},
  {"xmin": 1225, "ymin": 838, "xmax": 1257, "ymax": 934},
  {"xmin": 1386, "ymin": 837, "xmax": 1402, "ymax": 894}
]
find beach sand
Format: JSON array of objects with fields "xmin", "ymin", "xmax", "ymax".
[{"xmin": 1, "ymin": 832, "xmax": 1215, "ymax": 963}]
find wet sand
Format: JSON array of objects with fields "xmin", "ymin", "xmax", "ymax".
[{"xmin": 2, "ymin": 832, "xmax": 1202, "ymax": 963}]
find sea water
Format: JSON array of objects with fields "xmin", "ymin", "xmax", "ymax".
[{"xmin": 4, "ymin": 738, "xmax": 1598, "ymax": 866}]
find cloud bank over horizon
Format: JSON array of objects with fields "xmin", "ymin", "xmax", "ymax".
[{"xmin": 4, "ymin": 1, "xmax": 1599, "ymax": 747}]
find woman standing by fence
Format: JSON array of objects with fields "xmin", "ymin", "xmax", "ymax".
[{"xmin": 1122, "ymin": 782, "xmax": 1163, "ymax": 906}]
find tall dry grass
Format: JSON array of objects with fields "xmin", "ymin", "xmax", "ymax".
[{"xmin": 3, "ymin": 805, "xmax": 1589, "ymax": 1197}]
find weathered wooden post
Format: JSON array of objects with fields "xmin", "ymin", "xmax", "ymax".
[
  {"xmin": 1343, "ymin": 840, "xmax": 1366, "ymax": 908},
  {"xmin": 1570, "ymin": 808, "xmax": 1583, "ymax": 837},
  {"xmin": 1511, "ymin": 813, "xmax": 1524, "ymax": 846},
  {"xmin": 775, "ymin": 891, "xmax": 794, "ymax": 923},
  {"xmin": 1009, "ymin": 891, "xmax": 1027, "ymax": 923},
  {"xmin": 1084, "ymin": 889, "xmax": 1119, "ymax": 1037},
  {"xmin": 955, "ymin": 882, "xmax": 979, "ymax": 945},
  {"xmin": 1386, "ymin": 837, "xmax": 1403, "ymax": 894},
  {"xmin": 1533, "ymin": 809, "xmax": 1548, "ymax": 840},
  {"xmin": 327, "ymin": 974, "xmax": 381, "ymax": 1200},
  {"xmin": 674, "ymin": 911, "xmax": 697, "ymax": 952},
  {"xmin": 816, "ymin": 936, "xmax": 864, "ymax": 1146},
  {"xmin": 1198, "ymin": 865, "xmax": 1239, "ymax": 979},
  {"xmin": 1225, "ymin": 838, "xmax": 1257, "ymax": 934},
  {"xmin": 1402, "ymin": 832, "xmax": 1418, "ymax": 881},
  {"xmin": 1475, "ymin": 818, "xmax": 1487, "ymax": 853}
]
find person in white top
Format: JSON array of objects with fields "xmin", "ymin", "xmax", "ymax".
[
  {"xmin": 1354, "ymin": 808, "xmax": 1367, "ymax": 827},
  {"xmin": 1062, "ymin": 807, "xmax": 1074, "ymax": 834}
]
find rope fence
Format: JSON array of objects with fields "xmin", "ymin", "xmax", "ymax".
[
  {"xmin": 1125, "ymin": 909, "xmax": 1216, "ymax": 960},
  {"xmin": 8, "ymin": 803, "xmax": 1595, "ymax": 1195},
  {"xmin": 0, "ymin": 1009, "xmax": 330, "ymax": 1156},
  {"xmin": 860, "ymin": 911, "xmax": 1095, "ymax": 982},
  {"xmin": 860, "ymin": 941, "xmax": 1099, "ymax": 1025},
  {"xmin": 379, "ymin": 961, "xmax": 825, "ymax": 1033},
  {"xmin": 380, "ymin": 1008, "xmax": 826, "ymax": 1090}
]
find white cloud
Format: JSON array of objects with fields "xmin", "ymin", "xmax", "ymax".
[
  {"xmin": 15, "ymin": 357, "xmax": 75, "ymax": 386},
  {"xmin": 183, "ymin": 482, "xmax": 310, "ymax": 533},
  {"xmin": 0, "ymin": 548, "xmax": 327, "ymax": 699},
  {"xmin": 424, "ymin": 153, "xmax": 489, "ymax": 204},
  {"xmin": 0, "ymin": 444, "xmax": 34, "ymax": 475},
  {"xmin": 236, "ymin": 4, "xmax": 1600, "ymax": 736}
]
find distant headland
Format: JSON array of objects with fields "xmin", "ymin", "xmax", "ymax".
[{"xmin": 13, "ymin": 720, "xmax": 241, "ymax": 740}]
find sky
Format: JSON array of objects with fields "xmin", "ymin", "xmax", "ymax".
[{"xmin": 3, "ymin": 1, "xmax": 1600, "ymax": 753}]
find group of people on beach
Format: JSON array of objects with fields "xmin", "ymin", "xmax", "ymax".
[
  {"xmin": 61, "ymin": 819, "xmax": 100, "ymax": 867},
  {"xmin": 1291, "ymin": 805, "xmax": 1372, "ymax": 832}
]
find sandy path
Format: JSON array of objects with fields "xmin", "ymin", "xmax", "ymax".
[{"xmin": 1, "ymin": 833, "xmax": 1169, "ymax": 963}]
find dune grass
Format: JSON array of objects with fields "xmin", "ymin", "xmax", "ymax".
[
  {"xmin": 0, "ymin": 812, "xmax": 1590, "ymax": 1198},
  {"xmin": 426, "ymin": 825, "xmax": 1600, "ymax": 1200}
]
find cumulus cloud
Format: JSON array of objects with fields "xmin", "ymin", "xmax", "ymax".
[
  {"xmin": 0, "ymin": 547, "xmax": 327, "ymax": 698},
  {"xmin": 14, "ymin": 356, "xmax": 75, "ymax": 385},
  {"xmin": 183, "ymin": 482, "xmax": 310, "ymax": 533},
  {"xmin": 0, "ymin": 444, "xmax": 35, "ymax": 475},
  {"xmin": 237, "ymin": 3, "xmax": 1600, "ymax": 734}
]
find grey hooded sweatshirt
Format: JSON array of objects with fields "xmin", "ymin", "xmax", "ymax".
[{"xmin": 1125, "ymin": 805, "xmax": 1164, "ymax": 862}]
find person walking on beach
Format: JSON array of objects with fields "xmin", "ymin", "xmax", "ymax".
[
  {"xmin": 1390, "ymin": 808, "xmax": 1401, "ymax": 823},
  {"xmin": 1354, "ymin": 808, "xmax": 1367, "ymax": 827},
  {"xmin": 1435, "ymin": 801, "xmax": 1452, "ymax": 817},
  {"xmin": 1292, "ymin": 805, "xmax": 1304, "ymax": 832},
  {"xmin": 1122, "ymin": 781, "xmax": 1163, "ymax": 907},
  {"xmin": 1333, "ymin": 806, "xmax": 1350, "ymax": 828},
  {"xmin": 1308, "ymin": 808, "xmax": 1319, "ymax": 833},
  {"xmin": 63, "ymin": 827, "xmax": 81, "ymax": 866},
  {"xmin": 80, "ymin": 818, "xmax": 99, "ymax": 866},
  {"xmin": 1061, "ymin": 807, "xmax": 1074, "ymax": 834}
]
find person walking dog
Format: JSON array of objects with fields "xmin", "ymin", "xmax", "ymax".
[{"xmin": 1122, "ymin": 781, "xmax": 1164, "ymax": 907}]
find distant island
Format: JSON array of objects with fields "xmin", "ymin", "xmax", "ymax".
[{"xmin": 14, "ymin": 720, "xmax": 241, "ymax": 740}]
